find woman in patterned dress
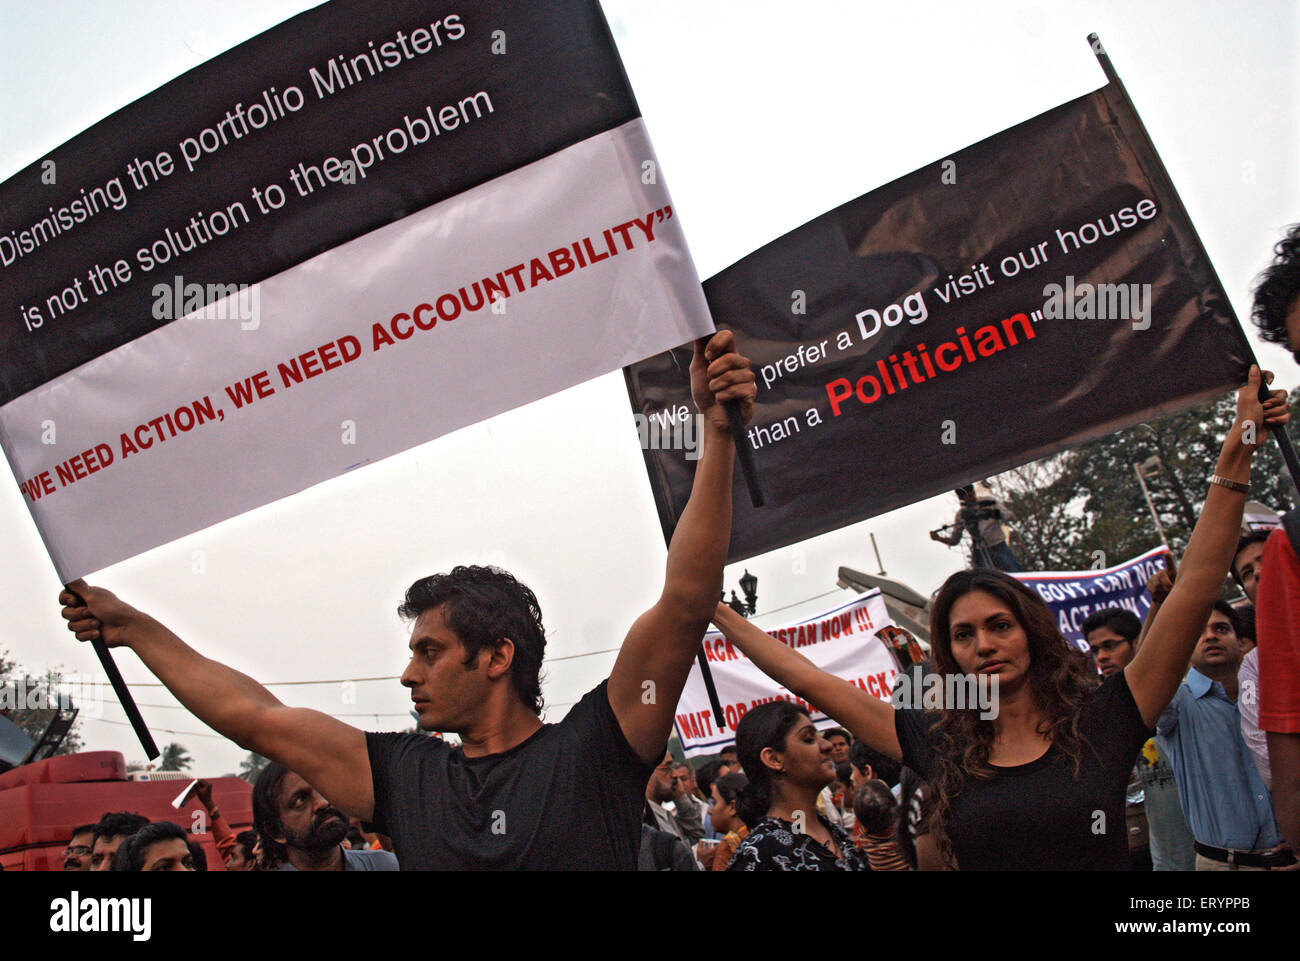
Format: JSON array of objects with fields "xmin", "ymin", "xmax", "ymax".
[{"xmin": 726, "ymin": 700, "xmax": 870, "ymax": 871}]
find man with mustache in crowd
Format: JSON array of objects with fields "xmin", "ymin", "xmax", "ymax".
[
  {"xmin": 61, "ymin": 824, "xmax": 96, "ymax": 871},
  {"xmin": 253, "ymin": 762, "xmax": 398, "ymax": 871},
  {"xmin": 645, "ymin": 751, "xmax": 705, "ymax": 849}
]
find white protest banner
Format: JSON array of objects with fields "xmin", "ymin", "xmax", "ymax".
[{"xmin": 674, "ymin": 590, "xmax": 899, "ymax": 757}]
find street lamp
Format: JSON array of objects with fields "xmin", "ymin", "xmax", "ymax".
[
  {"xmin": 722, "ymin": 571, "xmax": 759, "ymax": 618},
  {"xmin": 1134, "ymin": 454, "xmax": 1171, "ymax": 552},
  {"xmin": 739, "ymin": 570, "xmax": 758, "ymax": 614}
]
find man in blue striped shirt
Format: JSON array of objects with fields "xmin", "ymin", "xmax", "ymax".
[{"xmin": 1156, "ymin": 601, "xmax": 1294, "ymax": 869}]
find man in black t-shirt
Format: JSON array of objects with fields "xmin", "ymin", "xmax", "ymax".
[{"xmin": 59, "ymin": 331, "xmax": 755, "ymax": 870}]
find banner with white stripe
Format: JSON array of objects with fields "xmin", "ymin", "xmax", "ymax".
[{"xmin": 0, "ymin": 1, "xmax": 712, "ymax": 579}]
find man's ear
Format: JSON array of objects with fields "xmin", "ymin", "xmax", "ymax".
[{"xmin": 485, "ymin": 637, "xmax": 516, "ymax": 680}]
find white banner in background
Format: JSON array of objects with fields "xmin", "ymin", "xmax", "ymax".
[{"xmin": 675, "ymin": 590, "xmax": 898, "ymax": 757}]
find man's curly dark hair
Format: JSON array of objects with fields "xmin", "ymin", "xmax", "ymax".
[
  {"xmin": 398, "ymin": 565, "xmax": 547, "ymax": 715},
  {"xmin": 1251, "ymin": 222, "xmax": 1300, "ymax": 362}
]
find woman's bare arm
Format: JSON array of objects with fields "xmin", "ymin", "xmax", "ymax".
[
  {"xmin": 711, "ymin": 602, "xmax": 902, "ymax": 761},
  {"xmin": 1126, "ymin": 368, "xmax": 1289, "ymax": 727}
]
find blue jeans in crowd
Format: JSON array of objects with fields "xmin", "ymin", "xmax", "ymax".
[{"xmin": 1140, "ymin": 752, "xmax": 1196, "ymax": 871}]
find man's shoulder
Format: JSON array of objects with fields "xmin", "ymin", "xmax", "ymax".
[
  {"xmin": 545, "ymin": 678, "xmax": 651, "ymax": 761},
  {"xmin": 1088, "ymin": 666, "xmax": 1140, "ymax": 711},
  {"xmin": 554, "ymin": 679, "xmax": 614, "ymax": 726},
  {"xmin": 343, "ymin": 848, "xmax": 400, "ymax": 871},
  {"xmin": 365, "ymin": 730, "xmax": 452, "ymax": 772},
  {"xmin": 1171, "ymin": 676, "xmax": 1196, "ymax": 708},
  {"xmin": 1154, "ymin": 676, "xmax": 1192, "ymax": 735}
]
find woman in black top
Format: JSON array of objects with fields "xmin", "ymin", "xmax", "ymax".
[
  {"xmin": 726, "ymin": 701, "xmax": 869, "ymax": 871},
  {"xmin": 714, "ymin": 368, "xmax": 1288, "ymax": 869},
  {"xmin": 892, "ymin": 568, "xmax": 1146, "ymax": 868}
]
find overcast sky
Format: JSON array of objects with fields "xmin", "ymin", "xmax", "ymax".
[{"xmin": 1, "ymin": 0, "xmax": 1296, "ymax": 775}]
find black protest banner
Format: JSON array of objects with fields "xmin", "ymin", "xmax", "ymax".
[
  {"xmin": 624, "ymin": 80, "xmax": 1253, "ymax": 563},
  {"xmin": 0, "ymin": 0, "xmax": 640, "ymax": 405},
  {"xmin": 2, "ymin": 0, "xmax": 712, "ymax": 581}
]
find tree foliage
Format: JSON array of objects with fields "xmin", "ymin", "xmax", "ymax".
[
  {"xmin": 988, "ymin": 388, "xmax": 1300, "ymax": 572},
  {"xmin": 157, "ymin": 741, "xmax": 193, "ymax": 772},
  {"xmin": 238, "ymin": 751, "xmax": 270, "ymax": 783}
]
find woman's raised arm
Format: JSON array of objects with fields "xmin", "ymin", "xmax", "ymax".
[{"xmin": 711, "ymin": 602, "xmax": 903, "ymax": 761}]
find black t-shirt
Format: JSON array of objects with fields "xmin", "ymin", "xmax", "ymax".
[
  {"xmin": 366, "ymin": 680, "xmax": 655, "ymax": 869},
  {"xmin": 893, "ymin": 671, "xmax": 1151, "ymax": 870}
]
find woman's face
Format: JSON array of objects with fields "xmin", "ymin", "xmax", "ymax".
[
  {"xmin": 766, "ymin": 714, "xmax": 835, "ymax": 790},
  {"xmin": 709, "ymin": 783, "xmax": 737, "ymax": 834},
  {"xmin": 947, "ymin": 589, "xmax": 1032, "ymax": 690}
]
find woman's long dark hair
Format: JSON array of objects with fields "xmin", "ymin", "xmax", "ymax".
[
  {"xmin": 926, "ymin": 568, "xmax": 1096, "ymax": 869},
  {"xmin": 733, "ymin": 701, "xmax": 809, "ymax": 828}
]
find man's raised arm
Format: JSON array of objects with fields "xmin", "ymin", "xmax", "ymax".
[
  {"xmin": 607, "ymin": 330, "xmax": 756, "ymax": 764},
  {"xmin": 59, "ymin": 580, "xmax": 374, "ymax": 819}
]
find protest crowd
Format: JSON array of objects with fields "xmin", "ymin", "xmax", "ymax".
[{"xmin": 34, "ymin": 222, "xmax": 1300, "ymax": 872}]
